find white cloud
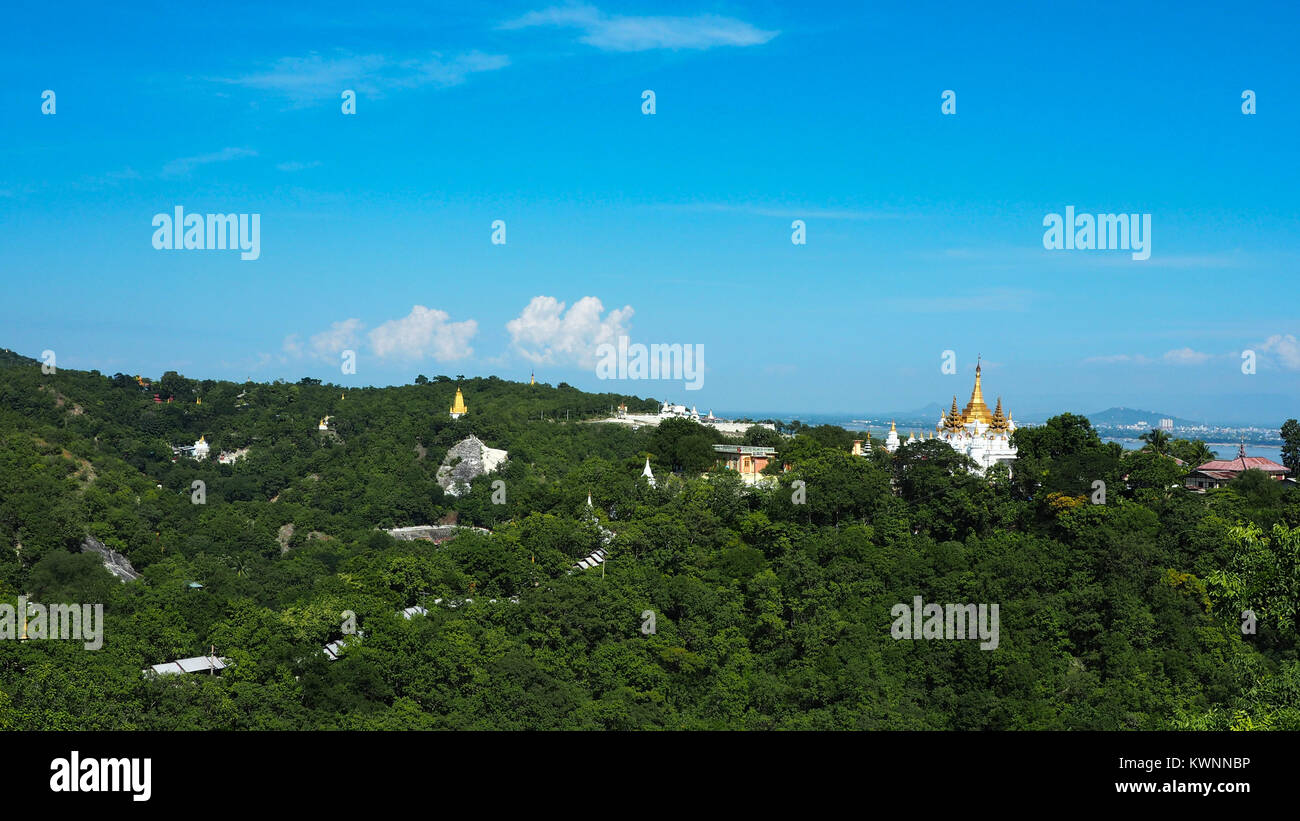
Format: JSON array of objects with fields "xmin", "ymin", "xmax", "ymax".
[
  {"xmin": 281, "ymin": 334, "xmax": 304, "ymax": 359},
  {"xmin": 311, "ymin": 318, "xmax": 364, "ymax": 360},
  {"xmin": 506, "ymin": 296, "xmax": 632, "ymax": 367},
  {"xmin": 502, "ymin": 4, "xmax": 777, "ymax": 51},
  {"xmin": 161, "ymin": 147, "xmax": 257, "ymax": 178},
  {"xmin": 1163, "ymin": 347, "xmax": 1212, "ymax": 365},
  {"xmin": 220, "ymin": 50, "xmax": 509, "ymax": 105},
  {"xmin": 1258, "ymin": 333, "xmax": 1300, "ymax": 370},
  {"xmin": 369, "ymin": 305, "xmax": 477, "ymax": 361}
]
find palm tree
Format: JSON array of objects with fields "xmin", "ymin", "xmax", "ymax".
[{"xmin": 1139, "ymin": 428, "xmax": 1171, "ymax": 456}]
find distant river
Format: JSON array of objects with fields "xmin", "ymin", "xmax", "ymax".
[{"xmin": 1103, "ymin": 437, "xmax": 1283, "ymax": 461}]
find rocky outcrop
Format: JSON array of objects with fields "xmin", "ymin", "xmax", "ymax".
[
  {"xmin": 386, "ymin": 525, "xmax": 491, "ymax": 542},
  {"xmin": 81, "ymin": 535, "xmax": 141, "ymax": 582},
  {"xmin": 435, "ymin": 436, "xmax": 508, "ymax": 497},
  {"xmin": 277, "ymin": 523, "xmax": 295, "ymax": 555}
]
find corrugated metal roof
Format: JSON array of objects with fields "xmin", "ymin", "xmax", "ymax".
[{"xmin": 145, "ymin": 655, "xmax": 231, "ymax": 676}]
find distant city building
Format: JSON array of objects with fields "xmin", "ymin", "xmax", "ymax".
[
  {"xmin": 1159, "ymin": 418, "xmax": 1174, "ymax": 433},
  {"xmin": 1184, "ymin": 443, "xmax": 1290, "ymax": 491}
]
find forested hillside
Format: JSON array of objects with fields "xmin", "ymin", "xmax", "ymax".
[{"xmin": 1, "ymin": 350, "xmax": 1297, "ymax": 730}]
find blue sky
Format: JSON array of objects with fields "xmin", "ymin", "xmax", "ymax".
[{"xmin": 2, "ymin": 1, "xmax": 1298, "ymax": 424}]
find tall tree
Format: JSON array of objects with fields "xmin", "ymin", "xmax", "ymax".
[
  {"xmin": 1139, "ymin": 428, "xmax": 1171, "ymax": 457},
  {"xmin": 1281, "ymin": 418, "xmax": 1300, "ymax": 475}
]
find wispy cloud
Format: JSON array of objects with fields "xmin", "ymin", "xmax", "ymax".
[
  {"xmin": 502, "ymin": 4, "xmax": 778, "ymax": 51},
  {"xmin": 881, "ymin": 288, "xmax": 1035, "ymax": 313},
  {"xmin": 161, "ymin": 147, "xmax": 257, "ymax": 178},
  {"xmin": 656, "ymin": 202, "xmax": 895, "ymax": 221},
  {"xmin": 276, "ymin": 160, "xmax": 321, "ymax": 173},
  {"xmin": 1085, "ymin": 347, "xmax": 1224, "ymax": 366},
  {"xmin": 218, "ymin": 50, "xmax": 509, "ymax": 106},
  {"xmin": 1163, "ymin": 347, "xmax": 1213, "ymax": 365},
  {"xmin": 279, "ymin": 308, "xmax": 477, "ymax": 367},
  {"xmin": 1257, "ymin": 333, "xmax": 1300, "ymax": 370}
]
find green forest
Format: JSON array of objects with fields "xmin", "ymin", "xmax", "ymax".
[{"xmin": 1, "ymin": 346, "xmax": 1298, "ymax": 730}]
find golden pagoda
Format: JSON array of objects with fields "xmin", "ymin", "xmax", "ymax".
[
  {"xmin": 959, "ymin": 360, "xmax": 993, "ymax": 426},
  {"xmin": 450, "ymin": 388, "xmax": 468, "ymax": 419}
]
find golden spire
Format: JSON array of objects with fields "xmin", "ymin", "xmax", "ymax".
[
  {"xmin": 961, "ymin": 359, "xmax": 993, "ymax": 425},
  {"xmin": 989, "ymin": 396, "xmax": 1009, "ymax": 432},
  {"xmin": 450, "ymin": 388, "xmax": 468, "ymax": 416},
  {"xmin": 889, "ymin": 420, "xmax": 896, "ymax": 432},
  {"xmin": 942, "ymin": 396, "xmax": 961, "ymax": 432}
]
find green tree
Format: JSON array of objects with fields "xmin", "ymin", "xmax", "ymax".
[{"xmin": 1281, "ymin": 419, "xmax": 1300, "ymax": 475}]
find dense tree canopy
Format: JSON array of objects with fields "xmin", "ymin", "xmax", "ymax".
[{"xmin": 1, "ymin": 349, "xmax": 1297, "ymax": 730}]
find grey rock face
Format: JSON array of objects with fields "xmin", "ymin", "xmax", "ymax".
[
  {"xmin": 435, "ymin": 436, "xmax": 508, "ymax": 497},
  {"xmin": 81, "ymin": 535, "xmax": 142, "ymax": 582}
]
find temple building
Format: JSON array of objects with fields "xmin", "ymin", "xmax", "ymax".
[
  {"xmin": 1184, "ymin": 443, "xmax": 1290, "ymax": 491},
  {"xmin": 711, "ymin": 444, "xmax": 787, "ymax": 486},
  {"xmin": 641, "ymin": 456, "xmax": 656, "ymax": 488},
  {"xmin": 192, "ymin": 435, "xmax": 210, "ymax": 460},
  {"xmin": 449, "ymin": 388, "xmax": 468, "ymax": 420},
  {"xmin": 851, "ymin": 434, "xmax": 874, "ymax": 457},
  {"xmin": 883, "ymin": 360, "xmax": 1017, "ymax": 473}
]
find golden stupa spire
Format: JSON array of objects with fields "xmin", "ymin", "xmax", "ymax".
[
  {"xmin": 961, "ymin": 356, "xmax": 993, "ymax": 425},
  {"xmin": 450, "ymin": 387, "xmax": 468, "ymax": 416},
  {"xmin": 989, "ymin": 396, "xmax": 1009, "ymax": 432}
]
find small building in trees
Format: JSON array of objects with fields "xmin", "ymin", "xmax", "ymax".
[
  {"xmin": 711, "ymin": 444, "xmax": 787, "ymax": 485},
  {"xmin": 1184, "ymin": 443, "xmax": 1290, "ymax": 491}
]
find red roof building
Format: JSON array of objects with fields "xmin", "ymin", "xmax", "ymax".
[{"xmin": 1184, "ymin": 443, "xmax": 1290, "ymax": 491}]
